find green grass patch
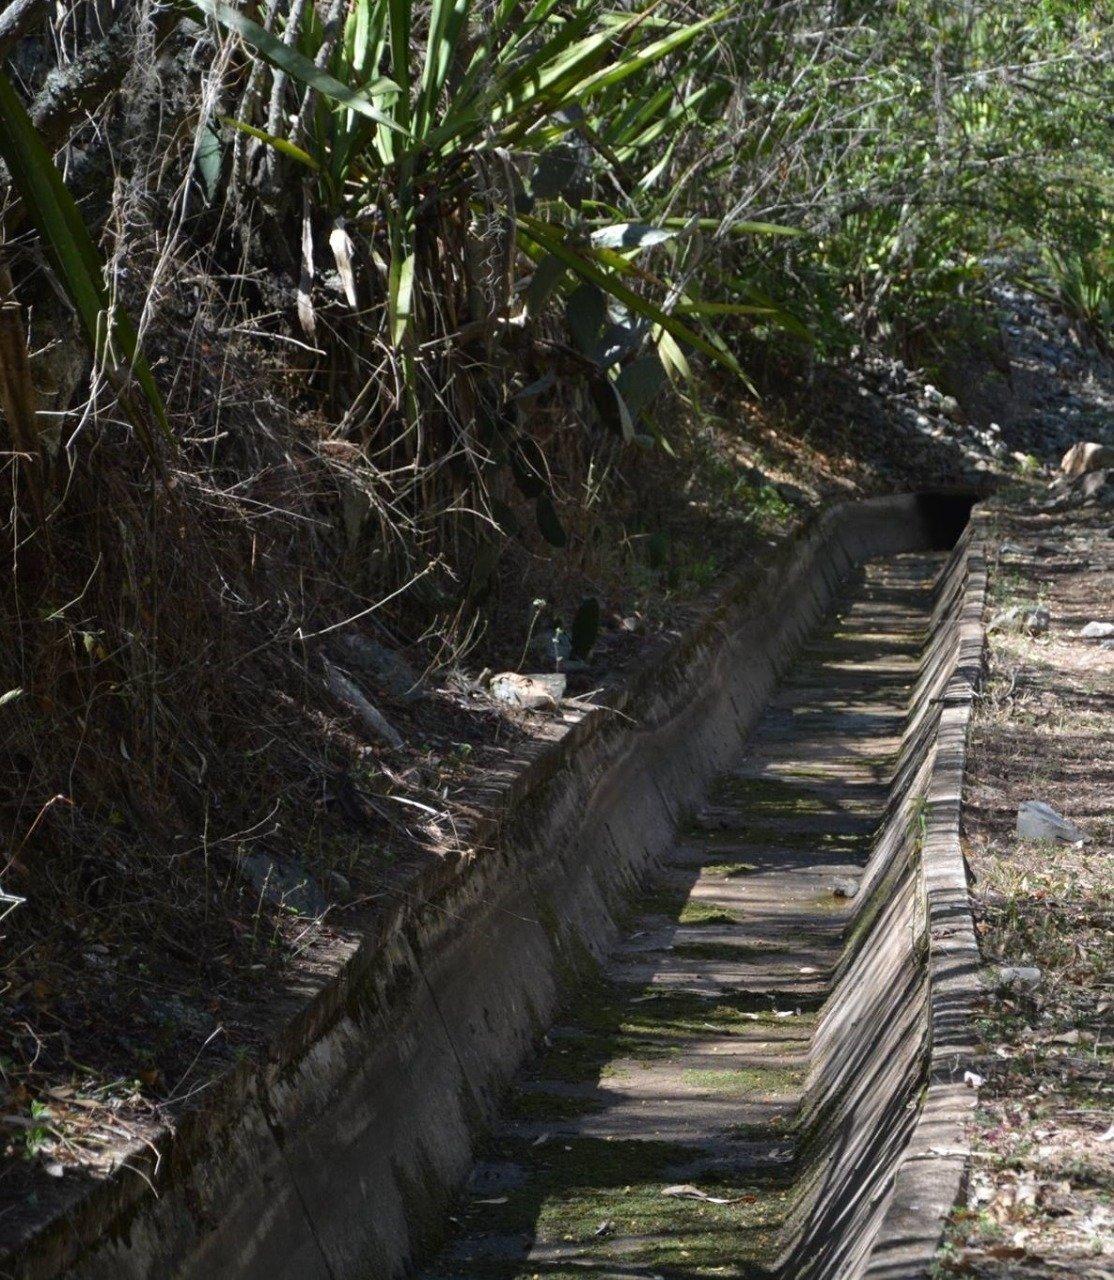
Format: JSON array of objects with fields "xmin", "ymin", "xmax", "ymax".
[
  {"xmin": 678, "ymin": 901, "xmax": 744, "ymax": 926},
  {"xmin": 711, "ymin": 775, "xmax": 832, "ymax": 814},
  {"xmin": 684, "ymin": 824, "xmax": 872, "ymax": 853},
  {"xmin": 703, "ymin": 860, "xmax": 760, "ymax": 877},
  {"xmin": 681, "ymin": 1066, "xmax": 805, "ymax": 1096},
  {"xmin": 446, "ymin": 1135, "xmax": 792, "ymax": 1278}
]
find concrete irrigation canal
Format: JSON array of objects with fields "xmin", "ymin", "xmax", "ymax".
[
  {"xmin": 421, "ymin": 548, "xmax": 970, "ymax": 1280},
  {"xmin": 6, "ymin": 496, "xmax": 986, "ymax": 1280}
]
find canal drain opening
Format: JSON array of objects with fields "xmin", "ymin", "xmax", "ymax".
[{"xmin": 915, "ymin": 489, "xmax": 979, "ymax": 550}]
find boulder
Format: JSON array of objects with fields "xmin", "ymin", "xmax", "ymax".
[
  {"xmin": 241, "ymin": 853, "xmax": 327, "ymax": 917},
  {"xmin": 332, "ymin": 632, "xmax": 423, "ymax": 701},
  {"xmin": 1060, "ymin": 441, "xmax": 1113, "ymax": 477}
]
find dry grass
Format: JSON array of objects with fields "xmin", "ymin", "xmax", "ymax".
[{"xmin": 0, "ymin": 214, "xmax": 807, "ymax": 1217}]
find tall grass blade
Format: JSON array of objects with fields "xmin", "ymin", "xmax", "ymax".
[{"xmin": 185, "ymin": 0, "xmax": 404, "ymax": 132}]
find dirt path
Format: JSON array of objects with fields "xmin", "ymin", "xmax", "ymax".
[{"xmin": 938, "ymin": 501, "xmax": 1114, "ymax": 1278}]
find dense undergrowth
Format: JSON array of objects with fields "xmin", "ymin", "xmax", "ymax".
[{"xmin": 0, "ymin": 0, "xmax": 1111, "ymax": 1194}]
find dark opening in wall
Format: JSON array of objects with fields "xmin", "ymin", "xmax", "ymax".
[{"xmin": 915, "ymin": 491, "xmax": 978, "ymax": 550}]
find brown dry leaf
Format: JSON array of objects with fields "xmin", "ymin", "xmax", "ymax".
[
  {"xmin": 984, "ymin": 1244, "xmax": 1028, "ymax": 1260},
  {"xmin": 1049, "ymin": 1029, "xmax": 1082, "ymax": 1045}
]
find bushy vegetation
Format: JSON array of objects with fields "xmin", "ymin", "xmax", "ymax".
[
  {"xmin": 0, "ymin": 0, "xmax": 1110, "ymax": 1145},
  {"xmin": 3, "ymin": 2, "xmax": 1111, "ymax": 567}
]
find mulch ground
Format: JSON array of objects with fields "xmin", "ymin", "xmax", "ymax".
[{"xmin": 938, "ymin": 495, "xmax": 1114, "ymax": 1277}]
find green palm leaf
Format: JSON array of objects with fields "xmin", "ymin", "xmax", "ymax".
[
  {"xmin": 184, "ymin": 0, "xmax": 404, "ymax": 132},
  {"xmin": 0, "ymin": 70, "xmax": 172, "ymax": 452}
]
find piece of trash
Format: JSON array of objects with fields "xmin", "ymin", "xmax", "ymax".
[
  {"xmin": 594, "ymin": 1220, "xmax": 614, "ymax": 1237},
  {"xmin": 831, "ymin": 877, "xmax": 859, "ymax": 898},
  {"xmin": 1098, "ymin": 1123, "xmax": 1114, "ymax": 1143},
  {"xmin": 489, "ymin": 671, "xmax": 566, "ymax": 709},
  {"xmin": 660, "ymin": 1184, "xmax": 750, "ymax": 1204},
  {"xmin": 43, "ymin": 1161, "xmax": 65, "ymax": 1178},
  {"xmin": 531, "ymin": 1133, "xmax": 550, "ymax": 1147},
  {"xmin": 1016, "ymin": 800, "xmax": 1088, "ymax": 844},
  {"xmin": 472, "ymin": 1196, "xmax": 508, "ymax": 1205},
  {"xmin": 963, "ymin": 1070, "xmax": 984, "ymax": 1089}
]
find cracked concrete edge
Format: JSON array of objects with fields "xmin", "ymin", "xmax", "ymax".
[
  {"xmin": 862, "ymin": 520, "xmax": 988, "ymax": 1279},
  {"xmin": 0, "ymin": 495, "xmax": 947, "ymax": 1280}
]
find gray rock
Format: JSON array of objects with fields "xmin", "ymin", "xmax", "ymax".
[
  {"xmin": 532, "ymin": 628, "xmax": 573, "ymax": 665},
  {"xmin": 325, "ymin": 870, "xmax": 352, "ymax": 899},
  {"xmin": 1016, "ymin": 800, "xmax": 1088, "ymax": 844},
  {"xmin": 1079, "ymin": 621, "xmax": 1114, "ymax": 639},
  {"xmin": 1026, "ymin": 604, "xmax": 1050, "ymax": 634},
  {"xmin": 1047, "ymin": 468, "xmax": 1112, "ymax": 510},
  {"xmin": 241, "ymin": 853, "xmax": 327, "ymax": 917},
  {"xmin": 988, "ymin": 605, "xmax": 1049, "ymax": 635},
  {"xmin": 1081, "ymin": 469, "xmax": 1113, "ymax": 505},
  {"xmin": 996, "ymin": 965, "xmax": 1042, "ymax": 991}
]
